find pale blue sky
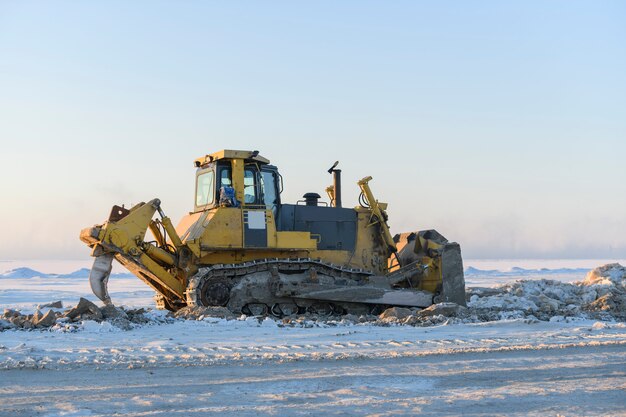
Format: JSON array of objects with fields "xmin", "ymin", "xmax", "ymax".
[{"xmin": 1, "ymin": 1, "xmax": 624, "ymax": 260}]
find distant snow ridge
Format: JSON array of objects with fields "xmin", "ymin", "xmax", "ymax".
[
  {"xmin": 0, "ymin": 268, "xmax": 48, "ymax": 279},
  {"xmin": 0, "ymin": 267, "xmax": 135, "ymax": 279},
  {"xmin": 464, "ymin": 266, "xmax": 589, "ymax": 277},
  {"xmin": 468, "ymin": 263, "xmax": 626, "ymax": 322},
  {"xmin": 61, "ymin": 268, "xmax": 91, "ymax": 278},
  {"xmin": 2, "ymin": 265, "xmax": 592, "ymax": 279}
]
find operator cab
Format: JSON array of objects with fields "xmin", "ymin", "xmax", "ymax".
[
  {"xmin": 193, "ymin": 150, "xmax": 281, "ymax": 213},
  {"xmin": 192, "ymin": 149, "xmax": 357, "ymax": 252}
]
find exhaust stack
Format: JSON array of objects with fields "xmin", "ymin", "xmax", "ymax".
[{"xmin": 327, "ymin": 161, "xmax": 342, "ymax": 208}]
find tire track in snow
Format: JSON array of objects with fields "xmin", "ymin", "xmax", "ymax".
[{"xmin": 1, "ymin": 333, "xmax": 625, "ymax": 370}]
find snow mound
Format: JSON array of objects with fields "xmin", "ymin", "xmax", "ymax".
[
  {"xmin": 54, "ymin": 269, "xmax": 135, "ymax": 279},
  {"xmin": 1, "ymin": 267, "xmax": 137, "ymax": 280},
  {"xmin": 59, "ymin": 268, "xmax": 91, "ymax": 278},
  {"xmin": 468, "ymin": 263, "xmax": 626, "ymax": 322},
  {"xmin": 0, "ymin": 268, "xmax": 48, "ymax": 278},
  {"xmin": 583, "ymin": 263, "xmax": 626, "ymax": 287}
]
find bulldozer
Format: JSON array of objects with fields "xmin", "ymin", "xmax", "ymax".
[{"xmin": 80, "ymin": 150, "xmax": 465, "ymax": 316}]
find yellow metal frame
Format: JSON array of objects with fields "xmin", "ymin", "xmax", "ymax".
[{"xmin": 81, "ymin": 150, "xmax": 422, "ymax": 307}]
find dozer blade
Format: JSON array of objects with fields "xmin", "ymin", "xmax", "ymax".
[
  {"xmin": 89, "ymin": 253, "xmax": 114, "ymax": 306},
  {"xmin": 440, "ymin": 242, "xmax": 466, "ymax": 306},
  {"xmin": 394, "ymin": 230, "xmax": 467, "ymax": 307}
]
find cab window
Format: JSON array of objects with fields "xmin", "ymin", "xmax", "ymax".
[
  {"xmin": 244, "ymin": 169, "xmax": 256, "ymax": 204},
  {"xmin": 261, "ymin": 170, "xmax": 277, "ymax": 208},
  {"xmin": 195, "ymin": 170, "xmax": 215, "ymax": 207},
  {"xmin": 220, "ymin": 168, "xmax": 232, "ymax": 187}
]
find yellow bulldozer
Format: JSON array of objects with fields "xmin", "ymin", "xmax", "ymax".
[{"xmin": 80, "ymin": 150, "xmax": 465, "ymax": 316}]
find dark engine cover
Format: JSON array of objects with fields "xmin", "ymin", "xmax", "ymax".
[{"xmin": 277, "ymin": 204, "xmax": 357, "ymax": 251}]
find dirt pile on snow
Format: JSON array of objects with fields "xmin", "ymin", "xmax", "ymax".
[
  {"xmin": 468, "ymin": 263, "xmax": 626, "ymax": 322},
  {"xmin": 419, "ymin": 302, "xmax": 468, "ymax": 318},
  {"xmin": 378, "ymin": 307, "xmax": 413, "ymax": 321},
  {"xmin": 0, "ymin": 298, "xmax": 166, "ymax": 332},
  {"xmin": 375, "ymin": 303, "xmax": 469, "ymax": 326},
  {"xmin": 1, "ymin": 306, "xmax": 69, "ymax": 331},
  {"xmin": 172, "ymin": 306, "xmax": 236, "ymax": 320},
  {"xmin": 65, "ymin": 297, "xmax": 103, "ymax": 321},
  {"xmin": 581, "ymin": 263, "xmax": 626, "ymax": 317},
  {"xmin": 583, "ymin": 263, "xmax": 626, "ymax": 286}
]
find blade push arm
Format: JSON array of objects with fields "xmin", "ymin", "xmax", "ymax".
[{"xmin": 357, "ymin": 176, "xmax": 397, "ymax": 254}]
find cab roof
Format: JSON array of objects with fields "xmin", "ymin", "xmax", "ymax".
[{"xmin": 194, "ymin": 150, "xmax": 270, "ymax": 167}]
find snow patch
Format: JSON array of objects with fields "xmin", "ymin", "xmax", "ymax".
[{"xmin": 80, "ymin": 320, "xmax": 117, "ymax": 333}]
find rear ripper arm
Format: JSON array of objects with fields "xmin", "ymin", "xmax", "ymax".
[{"xmin": 80, "ymin": 199, "xmax": 190, "ymax": 308}]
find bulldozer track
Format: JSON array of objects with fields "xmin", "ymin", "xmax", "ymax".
[{"xmin": 186, "ymin": 258, "xmax": 374, "ymax": 314}]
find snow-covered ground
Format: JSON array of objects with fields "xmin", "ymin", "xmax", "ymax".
[
  {"xmin": 1, "ymin": 311, "xmax": 625, "ymax": 370},
  {"xmin": 1, "ymin": 259, "xmax": 625, "ymax": 416}
]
